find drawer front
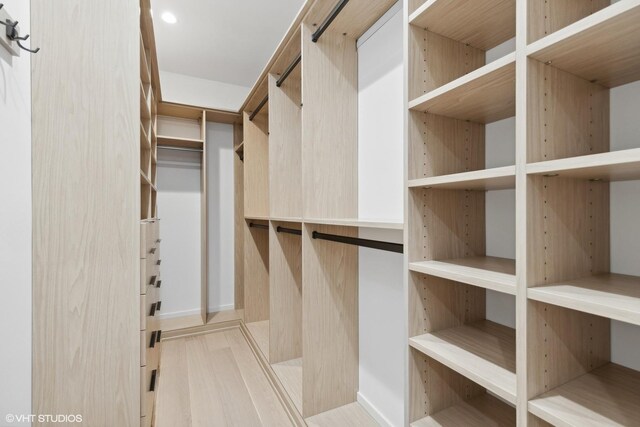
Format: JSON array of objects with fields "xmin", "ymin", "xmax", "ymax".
[
  {"xmin": 142, "ymin": 366, "xmax": 157, "ymax": 419},
  {"xmin": 140, "ymin": 222, "xmax": 148, "ymax": 259},
  {"xmin": 140, "ymin": 330, "xmax": 146, "ymax": 367},
  {"xmin": 140, "ymin": 294, "xmax": 146, "ymax": 331},
  {"xmin": 145, "ymin": 328, "xmax": 161, "ymax": 370},
  {"xmin": 140, "ymin": 259, "xmax": 147, "ymax": 295}
]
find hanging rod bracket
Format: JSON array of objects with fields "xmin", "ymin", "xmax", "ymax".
[{"xmin": 311, "ymin": 0, "xmax": 350, "ymax": 43}]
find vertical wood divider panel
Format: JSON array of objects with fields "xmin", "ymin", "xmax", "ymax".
[
  {"xmin": 201, "ymin": 110, "xmax": 208, "ymax": 323},
  {"xmin": 244, "ymin": 220, "xmax": 270, "ymax": 323},
  {"xmin": 234, "ymin": 125, "xmax": 245, "ymax": 311},
  {"xmin": 32, "ymin": 0, "xmax": 140, "ymax": 424},
  {"xmin": 243, "ymin": 111, "xmax": 270, "ymax": 217},
  {"xmin": 301, "ymin": 24, "xmax": 358, "ymax": 219},
  {"xmin": 269, "ymin": 221, "xmax": 303, "ymax": 364},
  {"xmin": 302, "ymin": 224, "xmax": 358, "ymax": 418},
  {"xmin": 269, "ymin": 71, "xmax": 302, "ymax": 219}
]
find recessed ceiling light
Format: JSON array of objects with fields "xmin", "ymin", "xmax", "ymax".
[{"xmin": 161, "ymin": 11, "xmax": 177, "ymax": 24}]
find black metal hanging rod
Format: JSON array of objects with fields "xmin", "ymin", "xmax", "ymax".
[
  {"xmin": 312, "ymin": 231, "xmax": 403, "ymax": 253},
  {"xmin": 312, "ymin": 0, "xmax": 350, "ymax": 43},
  {"xmin": 276, "ymin": 53, "xmax": 302, "ymax": 88},
  {"xmin": 248, "ymin": 95, "xmax": 269, "ymax": 121},
  {"xmin": 276, "ymin": 226, "xmax": 302, "ymax": 236},
  {"xmin": 249, "ymin": 222, "xmax": 269, "ymax": 230}
]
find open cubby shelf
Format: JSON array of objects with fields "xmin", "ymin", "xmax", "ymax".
[
  {"xmin": 411, "ymin": 393, "xmax": 516, "ymax": 427},
  {"xmin": 408, "ymin": 0, "xmax": 640, "ymax": 424},
  {"xmin": 156, "ymin": 135, "xmax": 203, "ymax": 149},
  {"xmin": 410, "ymin": 320, "xmax": 516, "ymax": 404},
  {"xmin": 528, "ymin": 363, "xmax": 640, "ymax": 426}
]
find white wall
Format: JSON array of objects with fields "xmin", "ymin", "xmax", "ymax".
[
  {"xmin": 206, "ymin": 123, "xmax": 235, "ymax": 312},
  {"xmin": 157, "ymin": 151, "xmax": 203, "ymax": 318},
  {"xmin": 160, "ymin": 71, "xmax": 250, "ymax": 112},
  {"xmin": 0, "ymin": 0, "xmax": 32, "ymax": 422},
  {"xmin": 356, "ymin": 4, "xmax": 405, "ymax": 426},
  {"xmin": 156, "ymin": 122, "xmax": 236, "ymax": 318}
]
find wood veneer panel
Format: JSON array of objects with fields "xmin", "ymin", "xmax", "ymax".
[
  {"xmin": 411, "ymin": 393, "xmax": 516, "ymax": 427},
  {"xmin": 244, "ymin": 221, "xmax": 270, "ymax": 323},
  {"xmin": 302, "ymin": 224, "xmax": 358, "ymax": 417},
  {"xmin": 527, "ymin": 0, "xmax": 610, "ymax": 43},
  {"xmin": 269, "ymin": 222, "xmax": 303, "ymax": 363},
  {"xmin": 32, "ymin": 0, "xmax": 140, "ymax": 424},
  {"xmin": 301, "ymin": 24, "xmax": 358, "ymax": 219},
  {"xmin": 243, "ymin": 110, "xmax": 270, "ymax": 218},
  {"xmin": 269, "ymin": 71, "xmax": 302, "ymax": 219}
]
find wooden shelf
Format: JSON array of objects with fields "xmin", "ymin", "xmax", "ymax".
[
  {"xmin": 526, "ymin": 149, "xmax": 640, "ymax": 182},
  {"xmin": 411, "ymin": 393, "xmax": 515, "ymax": 427},
  {"xmin": 408, "ymin": 166, "xmax": 515, "ymax": 190},
  {"xmin": 409, "ymin": 320, "xmax": 517, "ymax": 404},
  {"xmin": 409, "ymin": 256, "xmax": 516, "ymax": 295},
  {"xmin": 244, "ymin": 215, "xmax": 270, "ymax": 221},
  {"xmin": 157, "ymin": 135, "xmax": 203, "ymax": 149},
  {"xmin": 527, "ymin": 1, "xmax": 640, "ymax": 88},
  {"xmin": 303, "ymin": 218, "xmax": 404, "ymax": 230},
  {"xmin": 528, "ymin": 273, "xmax": 640, "ymax": 326},
  {"xmin": 235, "ymin": 141, "xmax": 244, "ymax": 153},
  {"xmin": 409, "ymin": 53, "xmax": 515, "ymax": 123},
  {"xmin": 139, "ymin": 35, "xmax": 151, "ymax": 84},
  {"xmin": 528, "ymin": 363, "xmax": 640, "ymax": 426},
  {"xmin": 270, "ymin": 216, "xmax": 302, "ymax": 223},
  {"xmin": 271, "ymin": 358, "xmax": 302, "ymax": 413},
  {"xmin": 409, "ymin": 0, "xmax": 515, "ymax": 50}
]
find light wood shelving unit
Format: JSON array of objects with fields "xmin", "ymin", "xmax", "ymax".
[
  {"xmin": 237, "ymin": 0, "xmax": 399, "ymax": 422},
  {"xmin": 407, "ymin": 0, "xmax": 640, "ymax": 425}
]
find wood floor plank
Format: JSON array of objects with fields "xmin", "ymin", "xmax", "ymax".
[
  {"xmin": 184, "ymin": 336, "xmax": 229, "ymax": 427},
  {"xmin": 208, "ymin": 346, "xmax": 264, "ymax": 426},
  {"xmin": 225, "ymin": 328, "xmax": 294, "ymax": 426},
  {"xmin": 305, "ymin": 402, "xmax": 378, "ymax": 427},
  {"xmin": 155, "ymin": 339, "xmax": 192, "ymax": 427}
]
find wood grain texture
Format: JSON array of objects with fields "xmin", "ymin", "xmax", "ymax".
[
  {"xmin": 409, "ymin": 0, "xmax": 515, "ymax": 50},
  {"xmin": 527, "ymin": 1, "xmax": 640, "ymax": 88},
  {"xmin": 246, "ymin": 320, "xmax": 270, "ymax": 361},
  {"xmin": 302, "ymin": 224, "xmax": 358, "ymax": 417},
  {"xmin": 31, "ymin": 0, "xmax": 140, "ymax": 424},
  {"xmin": 271, "ymin": 358, "xmax": 303, "ymax": 413},
  {"xmin": 527, "ymin": 58, "xmax": 609, "ymax": 163},
  {"xmin": 410, "ymin": 54, "xmax": 516, "ymax": 124},
  {"xmin": 269, "ymin": 71, "xmax": 302, "ymax": 218},
  {"xmin": 528, "ymin": 273, "xmax": 640, "ymax": 326},
  {"xmin": 408, "ymin": 112, "xmax": 485, "ymax": 180},
  {"xmin": 527, "ymin": 301, "xmax": 610, "ymax": 398},
  {"xmin": 409, "ymin": 166, "xmax": 515, "ymax": 191},
  {"xmin": 527, "ymin": 0, "xmax": 611, "ymax": 43},
  {"xmin": 269, "ymin": 222, "xmax": 303, "ymax": 363},
  {"xmin": 243, "ymin": 110, "xmax": 270, "ymax": 218},
  {"xmin": 410, "ymin": 320, "xmax": 517, "ymax": 404},
  {"xmin": 305, "ymin": 402, "xmax": 378, "ymax": 427},
  {"xmin": 411, "ymin": 393, "xmax": 516, "ymax": 427},
  {"xmin": 301, "ymin": 24, "xmax": 358, "ymax": 219},
  {"xmin": 244, "ymin": 220, "xmax": 270, "ymax": 323},
  {"xmin": 528, "ymin": 363, "xmax": 640, "ymax": 427}
]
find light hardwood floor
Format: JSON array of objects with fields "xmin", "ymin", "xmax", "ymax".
[{"xmin": 155, "ymin": 328, "xmax": 293, "ymax": 427}]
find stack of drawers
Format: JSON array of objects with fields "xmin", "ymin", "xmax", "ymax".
[{"xmin": 140, "ymin": 219, "xmax": 162, "ymax": 427}]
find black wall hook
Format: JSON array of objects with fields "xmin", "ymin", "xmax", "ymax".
[{"xmin": 0, "ymin": 12, "xmax": 40, "ymax": 54}]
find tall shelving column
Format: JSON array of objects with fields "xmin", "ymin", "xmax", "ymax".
[
  {"xmin": 524, "ymin": 1, "xmax": 640, "ymax": 426},
  {"xmin": 406, "ymin": 0, "xmax": 517, "ymax": 425}
]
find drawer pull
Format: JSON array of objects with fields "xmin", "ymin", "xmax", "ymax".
[
  {"xmin": 149, "ymin": 247, "xmax": 156, "ymax": 254},
  {"xmin": 156, "ymin": 280, "xmax": 162, "ymax": 288},
  {"xmin": 149, "ymin": 302, "xmax": 157, "ymax": 317},
  {"xmin": 149, "ymin": 275, "xmax": 157, "ymax": 286},
  {"xmin": 150, "ymin": 331, "xmax": 157, "ymax": 348},
  {"xmin": 156, "ymin": 301, "xmax": 162, "ymax": 311},
  {"xmin": 156, "ymin": 259, "xmax": 162, "ymax": 266},
  {"xmin": 149, "ymin": 369, "xmax": 157, "ymax": 392},
  {"xmin": 157, "ymin": 330, "xmax": 162, "ymax": 342},
  {"xmin": 156, "ymin": 238, "xmax": 162, "ymax": 243}
]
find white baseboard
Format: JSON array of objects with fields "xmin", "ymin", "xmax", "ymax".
[
  {"xmin": 357, "ymin": 392, "xmax": 394, "ymax": 427},
  {"xmin": 207, "ymin": 303, "xmax": 235, "ymax": 313},
  {"xmin": 157, "ymin": 308, "xmax": 201, "ymax": 320}
]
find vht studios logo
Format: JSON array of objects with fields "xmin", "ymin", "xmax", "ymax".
[{"xmin": 5, "ymin": 414, "xmax": 83, "ymax": 423}]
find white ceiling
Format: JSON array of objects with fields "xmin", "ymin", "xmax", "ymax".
[{"xmin": 152, "ymin": 0, "xmax": 305, "ymax": 88}]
